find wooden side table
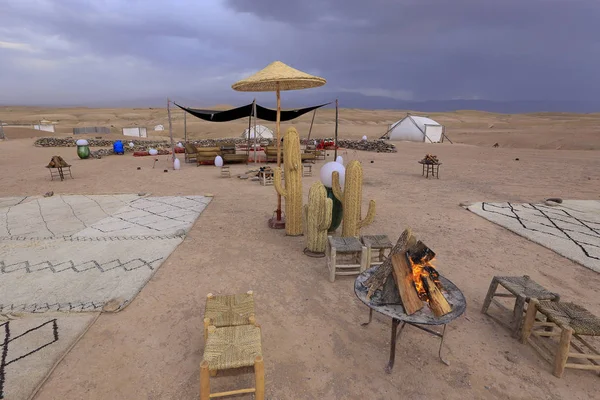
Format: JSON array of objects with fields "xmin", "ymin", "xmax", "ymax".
[
  {"xmin": 361, "ymin": 235, "xmax": 393, "ymax": 267},
  {"xmin": 302, "ymin": 164, "xmax": 312, "ymax": 177}
]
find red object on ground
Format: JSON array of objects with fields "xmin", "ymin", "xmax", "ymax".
[{"xmin": 133, "ymin": 151, "xmax": 150, "ymax": 157}]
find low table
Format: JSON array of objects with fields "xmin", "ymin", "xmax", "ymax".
[
  {"xmin": 418, "ymin": 161, "xmax": 441, "ymax": 178},
  {"xmin": 46, "ymin": 165, "xmax": 73, "ymax": 181},
  {"xmin": 355, "ymin": 266, "xmax": 466, "ymax": 373}
]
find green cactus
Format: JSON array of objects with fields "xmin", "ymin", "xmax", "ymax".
[
  {"xmin": 332, "ymin": 160, "xmax": 375, "ymax": 237},
  {"xmin": 303, "ymin": 182, "xmax": 333, "ymax": 254},
  {"xmin": 274, "ymin": 127, "xmax": 303, "ymax": 236}
]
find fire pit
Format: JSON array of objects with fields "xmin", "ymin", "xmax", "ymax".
[
  {"xmin": 418, "ymin": 154, "xmax": 441, "ymax": 178},
  {"xmin": 354, "ymin": 228, "xmax": 466, "ymax": 373}
]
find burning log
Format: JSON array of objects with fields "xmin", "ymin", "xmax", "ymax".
[
  {"xmin": 406, "ymin": 241, "xmax": 452, "ymax": 317},
  {"xmin": 364, "ymin": 228, "xmax": 416, "ymax": 299},
  {"xmin": 391, "ymin": 253, "xmax": 424, "ymax": 315}
]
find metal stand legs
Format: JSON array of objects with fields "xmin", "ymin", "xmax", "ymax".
[{"xmin": 362, "ymin": 311, "xmax": 450, "ymax": 373}]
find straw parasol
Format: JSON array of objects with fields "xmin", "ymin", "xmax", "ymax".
[{"xmin": 232, "ymin": 61, "xmax": 326, "ymax": 228}]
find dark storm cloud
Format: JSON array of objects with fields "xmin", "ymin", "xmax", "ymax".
[{"xmin": 0, "ymin": 0, "xmax": 598, "ymax": 105}]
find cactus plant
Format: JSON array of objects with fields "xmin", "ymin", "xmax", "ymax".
[
  {"xmin": 274, "ymin": 127, "xmax": 303, "ymax": 236},
  {"xmin": 332, "ymin": 160, "xmax": 375, "ymax": 237},
  {"xmin": 303, "ymin": 182, "xmax": 333, "ymax": 255}
]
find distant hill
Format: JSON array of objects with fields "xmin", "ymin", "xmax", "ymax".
[{"xmin": 3, "ymin": 92, "xmax": 599, "ymax": 114}]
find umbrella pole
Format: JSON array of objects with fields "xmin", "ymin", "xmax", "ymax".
[{"xmin": 276, "ymin": 84, "xmax": 282, "ymax": 221}]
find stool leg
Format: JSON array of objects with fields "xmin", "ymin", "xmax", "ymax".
[
  {"xmin": 481, "ymin": 277, "xmax": 499, "ymax": 314},
  {"xmin": 366, "ymin": 245, "xmax": 372, "ymax": 268},
  {"xmin": 203, "ymin": 318, "xmax": 210, "ymax": 342},
  {"xmin": 378, "ymin": 248, "xmax": 385, "ymax": 262},
  {"xmin": 520, "ymin": 299, "xmax": 538, "ymax": 343},
  {"xmin": 512, "ymin": 294, "xmax": 526, "ymax": 338},
  {"xmin": 554, "ymin": 327, "xmax": 572, "ymax": 378},
  {"xmin": 330, "ymin": 247, "xmax": 337, "ymax": 282},
  {"xmin": 200, "ymin": 360, "xmax": 210, "ymax": 400},
  {"xmin": 360, "ymin": 246, "xmax": 368, "ymax": 272},
  {"xmin": 254, "ymin": 355, "xmax": 265, "ymax": 400}
]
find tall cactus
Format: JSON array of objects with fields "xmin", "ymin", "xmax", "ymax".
[
  {"xmin": 332, "ymin": 160, "xmax": 375, "ymax": 237},
  {"xmin": 303, "ymin": 182, "xmax": 333, "ymax": 255},
  {"xmin": 274, "ymin": 127, "xmax": 303, "ymax": 236}
]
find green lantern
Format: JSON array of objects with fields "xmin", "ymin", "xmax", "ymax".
[
  {"xmin": 76, "ymin": 139, "xmax": 90, "ymax": 159},
  {"xmin": 326, "ymin": 186, "xmax": 343, "ymax": 232}
]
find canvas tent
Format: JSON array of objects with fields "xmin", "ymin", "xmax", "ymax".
[
  {"xmin": 154, "ymin": 124, "xmax": 165, "ymax": 131},
  {"xmin": 242, "ymin": 125, "xmax": 273, "ymax": 140},
  {"xmin": 123, "ymin": 127, "xmax": 148, "ymax": 137},
  {"xmin": 383, "ymin": 115, "xmax": 445, "ymax": 143}
]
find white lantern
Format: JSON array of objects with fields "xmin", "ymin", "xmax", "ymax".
[
  {"xmin": 129, "ymin": 142, "xmax": 135, "ymax": 148},
  {"xmin": 214, "ymin": 155, "xmax": 224, "ymax": 167},
  {"xmin": 173, "ymin": 158, "xmax": 181, "ymax": 170},
  {"xmin": 76, "ymin": 139, "xmax": 89, "ymax": 146},
  {"xmin": 362, "ymin": 135, "xmax": 368, "ymax": 141},
  {"xmin": 320, "ymin": 161, "xmax": 345, "ymax": 188},
  {"xmin": 177, "ymin": 142, "xmax": 184, "ymax": 148},
  {"xmin": 335, "ymin": 155, "xmax": 343, "ymax": 164},
  {"xmin": 149, "ymin": 148, "xmax": 158, "ymax": 156}
]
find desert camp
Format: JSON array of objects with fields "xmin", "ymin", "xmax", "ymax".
[{"xmin": 1, "ymin": 2, "xmax": 600, "ymax": 400}]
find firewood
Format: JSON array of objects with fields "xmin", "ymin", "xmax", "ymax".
[
  {"xmin": 407, "ymin": 240, "xmax": 435, "ymax": 264},
  {"xmin": 422, "ymin": 274, "xmax": 452, "ymax": 317},
  {"xmin": 391, "ymin": 253, "xmax": 424, "ymax": 315},
  {"xmin": 364, "ymin": 228, "xmax": 416, "ymax": 299}
]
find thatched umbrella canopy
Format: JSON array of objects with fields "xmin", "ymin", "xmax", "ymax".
[{"xmin": 232, "ymin": 61, "xmax": 326, "ymax": 227}]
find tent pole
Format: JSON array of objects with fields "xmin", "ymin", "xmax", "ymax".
[
  {"xmin": 184, "ymin": 110, "xmax": 187, "ymax": 143},
  {"xmin": 247, "ymin": 101, "xmax": 252, "ymax": 162},
  {"xmin": 276, "ymin": 83, "xmax": 282, "ymax": 222},
  {"xmin": 307, "ymin": 108, "xmax": 317, "ymax": 141},
  {"xmin": 334, "ymin": 98, "xmax": 338, "ymax": 160},
  {"xmin": 253, "ymin": 100, "xmax": 258, "ymax": 164},
  {"xmin": 167, "ymin": 98, "xmax": 175, "ymax": 165}
]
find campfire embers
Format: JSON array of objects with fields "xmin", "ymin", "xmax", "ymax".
[
  {"xmin": 420, "ymin": 154, "xmax": 440, "ymax": 164},
  {"xmin": 364, "ymin": 228, "xmax": 453, "ymax": 317}
]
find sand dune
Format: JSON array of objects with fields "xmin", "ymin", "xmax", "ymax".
[{"xmin": 2, "ymin": 105, "xmax": 600, "ymax": 150}]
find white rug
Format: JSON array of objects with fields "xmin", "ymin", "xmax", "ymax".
[
  {"xmin": 1, "ymin": 313, "xmax": 98, "ymax": 400},
  {"xmin": 0, "ymin": 195, "xmax": 212, "ymax": 313},
  {"xmin": 466, "ymin": 200, "xmax": 600, "ymax": 273}
]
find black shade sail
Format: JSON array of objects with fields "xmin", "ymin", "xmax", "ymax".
[{"xmin": 174, "ymin": 102, "xmax": 331, "ymax": 122}]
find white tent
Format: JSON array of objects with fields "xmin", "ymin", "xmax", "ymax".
[
  {"xmin": 385, "ymin": 115, "xmax": 445, "ymax": 143},
  {"xmin": 242, "ymin": 125, "xmax": 274, "ymax": 140},
  {"xmin": 154, "ymin": 124, "xmax": 165, "ymax": 131},
  {"xmin": 123, "ymin": 127, "xmax": 148, "ymax": 137}
]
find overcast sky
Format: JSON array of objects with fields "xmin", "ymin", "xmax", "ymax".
[{"xmin": 1, "ymin": 0, "xmax": 599, "ymax": 107}]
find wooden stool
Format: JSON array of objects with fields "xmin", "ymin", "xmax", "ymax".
[
  {"xmin": 200, "ymin": 324, "xmax": 264, "ymax": 400},
  {"xmin": 47, "ymin": 166, "xmax": 73, "ymax": 181},
  {"xmin": 221, "ymin": 166, "xmax": 231, "ymax": 178},
  {"xmin": 361, "ymin": 235, "xmax": 393, "ymax": 267},
  {"xmin": 481, "ymin": 275, "xmax": 560, "ymax": 338},
  {"xmin": 326, "ymin": 236, "xmax": 367, "ymax": 283},
  {"xmin": 204, "ymin": 292, "xmax": 255, "ymax": 341},
  {"xmin": 302, "ymin": 164, "xmax": 312, "ymax": 177},
  {"xmin": 521, "ymin": 300, "xmax": 600, "ymax": 378}
]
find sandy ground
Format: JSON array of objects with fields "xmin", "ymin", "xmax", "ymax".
[
  {"xmin": 2, "ymin": 106, "xmax": 600, "ymax": 150},
  {"xmin": 1, "ymin": 131, "xmax": 600, "ymax": 399}
]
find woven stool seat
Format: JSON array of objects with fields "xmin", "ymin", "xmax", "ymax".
[
  {"xmin": 204, "ymin": 325, "xmax": 263, "ymax": 370},
  {"xmin": 328, "ymin": 236, "xmax": 363, "ymax": 253},
  {"xmin": 205, "ymin": 292, "xmax": 255, "ymax": 328},
  {"xmin": 537, "ymin": 301, "xmax": 600, "ymax": 336},
  {"xmin": 495, "ymin": 276, "xmax": 558, "ymax": 300}
]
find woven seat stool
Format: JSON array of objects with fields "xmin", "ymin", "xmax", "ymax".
[
  {"xmin": 203, "ymin": 291, "xmax": 255, "ymax": 341},
  {"xmin": 326, "ymin": 236, "xmax": 367, "ymax": 283},
  {"xmin": 481, "ymin": 275, "xmax": 560, "ymax": 338},
  {"xmin": 200, "ymin": 324, "xmax": 264, "ymax": 400},
  {"xmin": 361, "ymin": 235, "xmax": 393, "ymax": 267},
  {"xmin": 521, "ymin": 300, "xmax": 600, "ymax": 377}
]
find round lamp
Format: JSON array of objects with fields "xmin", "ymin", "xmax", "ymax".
[
  {"xmin": 149, "ymin": 148, "xmax": 158, "ymax": 156},
  {"xmin": 335, "ymin": 155, "xmax": 344, "ymax": 165},
  {"xmin": 214, "ymin": 155, "xmax": 224, "ymax": 167},
  {"xmin": 320, "ymin": 161, "xmax": 345, "ymax": 188}
]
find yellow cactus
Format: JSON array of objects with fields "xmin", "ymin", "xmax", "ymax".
[
  {"xmin": 303, "ymin": 182, "xmax": 333, "ymax": 254},
  {"xmin": 273, "ymin": 127, "xmax": 303, "ymax": 236},
  {"xmin": 332, "ymin": 160, "xmax": 375, "ymax": 237}
]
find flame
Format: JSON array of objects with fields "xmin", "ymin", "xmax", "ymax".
[{"xmin": 408, "ymin": 256, "xmax": 442, "ymax": 302}]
